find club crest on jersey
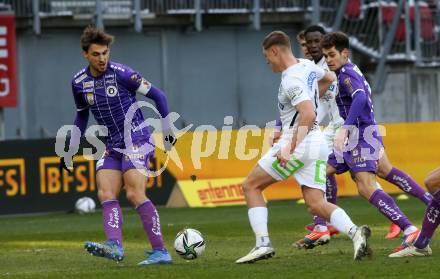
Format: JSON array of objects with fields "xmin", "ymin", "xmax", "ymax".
[
  {"xmin": 106, "ymin": 85, "xmax": 118, "ymax": 97},
  {"xmin": 86, "ymin": 93, "xmax": 94, "ymax": 105},
  {"xmin": 83, "ymin": 81, "xmax": 94, "ymax": 89},
  {"xmin": 344, "ymin": 77, "xmax": 354, "ymax": 93}
]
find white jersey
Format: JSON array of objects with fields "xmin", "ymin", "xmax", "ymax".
[
  {"xmin": 316, "ymin": 57, "xmax": 344, "ymax": 127},
  {"xmin": 278, "ymin": 59, "xmax": 324, "ymax": 136}
]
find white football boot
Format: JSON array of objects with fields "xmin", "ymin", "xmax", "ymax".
[
  {"xmin": 235, "ymin": 245, "xmax": 275, "ymax": 264},
  {"xmin": 389, "ymin": 245, "xmax": 432, "ymax": 258},
  {"xmin": 352, "ymin": 225, "xmax": 371, "ymax": 260}
]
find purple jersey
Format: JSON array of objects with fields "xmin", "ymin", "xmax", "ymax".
[
  {"xmin": 335, "ymin": 62, "xmax": 376, "ymax": 133},
  {"xmin": 71, "ymin": 61, "xmax": 150, "ymax": 148}
]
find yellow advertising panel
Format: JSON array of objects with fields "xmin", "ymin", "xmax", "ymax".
[
  {"xmin": 154, "ymin": 122, "xmax": 440, "ymax": 201},
  {"xmin": 178, "ymin": 178, "xmax": 249, "ymax": 207}
]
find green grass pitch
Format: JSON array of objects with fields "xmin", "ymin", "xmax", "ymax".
[{"xmin": 1, "ymin": 196, "xmax": 439, "ymax": 278}]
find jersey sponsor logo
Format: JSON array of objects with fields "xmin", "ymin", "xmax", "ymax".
[
  {"xmin": 307, "ymin": 72, "xmax": 317, "ymax": 90},
  {"xmin": 286, "ymin": 86, "xmax": 303, "ymax": 99},
  {"xmin": 86, "ymin": 92, "xmax": 94, "ymax": 105},
  {"xmin": 95, "ymin": 79, "xmax": 104, "ymax": 89},
  {"xmin": 110, "ymin": 64, "xmax": 125, "ymax": 72},
  {"xmin": 83, "ymin": 81, "xmax": 94, "ymax": 89},
  {"xmin": 344, "ymin": 77, "xmax": 354, "ymax": 93},
  {"xmin": 74, "ymin": 73, "xmax": 87, "ymax": 84},
  {"xmin": 106, "ymin": 85, "xmax": 118, "ymax": 97}
]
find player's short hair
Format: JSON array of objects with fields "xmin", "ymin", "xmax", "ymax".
[
  {"xmin": 321, "ymin": 31, "xmax": 350, "ymax": 52},
  {"xmin": 80, "ymin": 25, "xmax": 114, "ymax": 52},
  {"xmin": 296, "ymin": 30, "xmax": 306, "ymax": 42},
  {"xmin": 304, "ymin": 25, "xmax": 326, "ymax": 36},
  {"xmin": 262, "ymin": 31, "xmax": 291, "ymax": 50}
]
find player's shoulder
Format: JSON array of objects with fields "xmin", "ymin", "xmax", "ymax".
[
  {"xmin": 339, "ymin": 62, "xmax": 361, "ymax": 80},
  {"xmin": 108, "ymin": 61, "xmax": 131, "ymax": 73},
  {"xmin": 71, "ymin": 67, "xmax": 88, "ymax": 85}
]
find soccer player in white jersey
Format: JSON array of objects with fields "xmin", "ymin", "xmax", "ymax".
[
  {"xmin": 293, "ymin": 26, "xmax": 432, "ymax": 250},
  {"xmin": 293, "ymin": 25, "xmax": 345, "ymax": 249},
  {"xmin": 235, "ymin": 31, "xmax": 371, "ymax": 264}
]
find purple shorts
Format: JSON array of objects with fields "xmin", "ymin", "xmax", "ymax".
[
  {"xmin": 96, "ymin": 141, "xmax": 155, "ymax": 173},
  {"xmin": 327, "ymin": 138, "xmax": 382, "ymax": 175}
]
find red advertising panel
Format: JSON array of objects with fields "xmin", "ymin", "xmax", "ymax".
[{"xmin": 0, "ymin": 14, "xmax": 17, "ymax": 107}]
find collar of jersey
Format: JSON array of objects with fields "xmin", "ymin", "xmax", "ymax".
[{"xmin": 86, "ymin": 64, "xmax": 109, "ymax": 79}]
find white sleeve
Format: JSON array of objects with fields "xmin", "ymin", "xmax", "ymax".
[
  {"xmin": 284, "ymin": 78, "xmax": 311, "ymax": 107},
  {"xmin": 135, "ymin": 78, "xmax": 152, "ymax": 96},
  {"xmin": 314, "ymin": 64, "xmax": 326, "ymax": 81}
]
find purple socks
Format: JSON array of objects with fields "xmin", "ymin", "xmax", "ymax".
[
  {"xmin": 102, "ymin": 200, "xmax": 123, "ymax": 247},
  {"xmin": 136, "ymin": 199, "xmax": 165, "ymax": 251},
  {"xmin": 368, "ymin": 189, "xmax": 412, "ymax": 230},
  {"xmin": 385, "ymin": 167, "xmax": 432, "ymax": 205},
  {"xmin": 414, "ymin": 190, "xmax": 440, "ymax": 249}
]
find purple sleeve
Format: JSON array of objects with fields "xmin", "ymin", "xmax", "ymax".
[
  {"xmin": 72, "ymin": 83, "xmax": 88, "ymax": 111},
  {"xmin": 147, "ymin": 85, "xmax": 169, "ymax": 119},
  {"xmin": 343, "ymin": 90, "xmax": 367, "ymax": 127},
  {"xmin": 275, "ymin": 118, "xmax": 282, "ymax": 129},
  {"xmin": 123, "ymin": 68, "xmax": 143, "ymax": 93},
  {"xmin": 69, "ymin": 109, "xmax": 89, "ymax": 150}
]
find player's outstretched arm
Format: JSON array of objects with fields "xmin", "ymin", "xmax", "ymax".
[
  {"xmin": 136, "ymin": 80, "xmax": 177, "ymax": 151},
  {"xmin": 60, "ymin": 109, "xmax": 89, "ymax": 173}
]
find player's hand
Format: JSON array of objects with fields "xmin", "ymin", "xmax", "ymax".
[
  {"xmin": 60, "ymin": 157, "xmax": 74, "ymax": 173},
  {"xmin": 334, "ymin": 127, "xmax": 348, "ymax": 151},
  {"xmin": 274, "ymin": 142, "xmax": 294, "ymax": 168},
  {"xmin": 163, "ymin": 130, "xmax": 177, "ymax": 151},
  {"xmin": 269, "ymin": 129, "xmax": 282, "ymax": 146}
]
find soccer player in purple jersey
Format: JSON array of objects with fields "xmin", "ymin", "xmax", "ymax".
[
  {"xmin": 60, "ymin": 26, "xmax": 176, "ymax": 265},
  {"xmin": 390, "ymin": 167, "xmax": 440, "ymax": 257},
  {"xmin": 296, "ymin": 26, "xmax": 432, "ymax": 249},
  {"xmin": 320, "ymin": 31, "xmax": 421, "ymax": 252}
]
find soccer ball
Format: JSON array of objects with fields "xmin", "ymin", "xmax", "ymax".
[
  {"xmin": 174, "ymin": 228, "xmax": 206, "ymax": 260},
  {"xmin": 75, "ymin": 197, "xmax": 96, "ymax": 214}
]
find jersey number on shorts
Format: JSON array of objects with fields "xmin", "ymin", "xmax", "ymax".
[{"xmin": 271, "ymin": 157, "xmax": 304, "ymax": 180}]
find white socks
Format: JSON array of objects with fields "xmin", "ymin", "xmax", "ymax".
[
  {"xmin": 403, "ymin": 225, "xmax": 418, "ymax": 235},
  {"xmin": 248, "ymin": 207, "xmax": 270, "ymax": 247},
  {"xmin": 330, "ymin": 207, "xmax": 357, "ymax": 239}
]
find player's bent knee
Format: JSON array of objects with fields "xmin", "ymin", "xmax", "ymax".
[
  {"xmin": 97, "ymin": 188, "xmax": 117, "ymax": 202},
  {"xmin": 425, "ymin": 176, "xmax": 440, "ymax": 193},
  {"xmin": 125, "ymin": 189, "xmax": 146, "ymax": 205}
]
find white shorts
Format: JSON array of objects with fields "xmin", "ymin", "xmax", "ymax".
[
  {"xmin": 258, "ymin": 129, "xmax": 329, "ymax": 191},
  {"xmin": 322, "ymin": 122, "xmax": 342, "ymax": 152}
]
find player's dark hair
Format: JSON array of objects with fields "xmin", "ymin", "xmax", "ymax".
[
  {"xmin": 296, "ymin": 30, "xmax": 306, "ymax": 42},
  {"xmin": 80, "ymin": 25, "xmax": 114, "ymax": 52},
  {"xmin": 321, "ymin": 32, "xmax": 350, "ymax": 52},
  {"xmin": 304, "ymin": 25, "xmax": 326, "ymax": 36},
  {"xmin": 262, "ymin": 31, "xmax": 291, "ymax": 50}
]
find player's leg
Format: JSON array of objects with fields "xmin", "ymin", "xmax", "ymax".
[
  {"xmin": 300, "ymin": 181, "xmax": 371, "ymax": 260},
  {"xmin": 378, "ymin": 151, "xmax": 432, "ymax": 205},
  {"xmin": 307, "ymin": 127, "xmax": 338, "ymax": 233},
  {"xmin": 354, "ymin": 171, "xmax": 420, "ymax": 249},
  {"xmin": 84, "ymin": 152, "xmax": 125, "ymax": 262},
  {"xmin": 235, "ymin": 165, "xmax": 277, "ymax": 263},
  {"xmin": 121, "ymin": 147, "xmax": 172, "ymax": 265},
  {"xmin": 389, "ymin": 167, "xmax": 440, "ymax": 257}
]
